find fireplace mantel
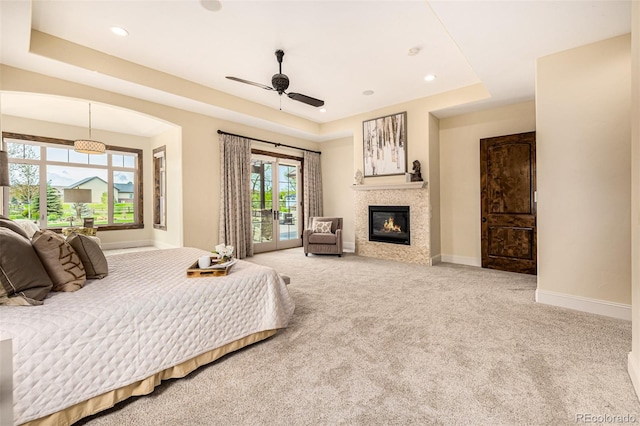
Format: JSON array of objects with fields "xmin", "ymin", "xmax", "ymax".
[{"xmin": 350, "ymin": 181, "xmax": 426, "ymax": 191}]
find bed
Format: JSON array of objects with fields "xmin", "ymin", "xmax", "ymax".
[{"xmin": 0, "ymin": 247, "xmax": 295, "ymax": 426}]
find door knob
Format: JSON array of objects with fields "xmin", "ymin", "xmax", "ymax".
[{"xmin": 482, "ymin": 217, "xmax": 487, "ymax": 223}]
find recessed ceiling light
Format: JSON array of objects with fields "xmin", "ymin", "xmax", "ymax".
[
  {"xmin": 424, "ymin": 74, "xmax": 437, "ymax": 82},
  {"xmin": 362, "ymin": 90, "xmax": 374, "ymax": 96},
  {"xmin": 408, "ymin": 47, "xmax": 420, "ymax": 56},
  {"xmin": 200, "ymin": 0, "xmax": 222, "ymax": 11},
  {"xmin": 319, "ymin": 108, "xmax": 327, "ymax": 113},
  {"xmin": 110, "ymin": 27, "xmax": 129, "ymax": 37}
]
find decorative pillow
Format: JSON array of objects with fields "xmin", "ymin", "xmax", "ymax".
[
  {"xmin": 0, "ymin": 216, "xmax": 29, "ymax": 240},
  {"xmin": 66, "ymin": 233, "xmax": 109, "ymax": 279},
  {"xmin": 31, "ymin": 230, "xmax": 86, "ymax": 292},
  {"xmin": 14, "ymin": 219, "xmax": 41, "ymax": 239},
  {"xmin": 0, "ymin": 228, "xmax": 53, "ymax": 306},
  {"xmin": 313, "ymin": 221, "xmax": 333, "ymax": 234}
]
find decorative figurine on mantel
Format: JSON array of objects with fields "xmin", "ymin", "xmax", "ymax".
[
  {"xmin": 354, "ymin": 169, "xmax": 364, "ymax": 185},
  {"xmin": 411, "ymin": 160, "xmax": 423, "ymax": 182}
]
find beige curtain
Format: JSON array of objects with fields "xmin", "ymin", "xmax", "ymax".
[
  {"xmin": 219, "ymin": 134, "xmax": 253, "ymax": 258},
  {"xmin": 303, "ymin": 151, "xmax": 323, "ymax": 228}
]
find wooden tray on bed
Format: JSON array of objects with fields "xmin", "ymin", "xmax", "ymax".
[{"xmin": 186, "ymin": 257, "xmax": 237, "ymax": 278}]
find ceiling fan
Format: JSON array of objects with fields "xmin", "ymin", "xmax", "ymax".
[{"xmin": 226, "ymin": 50, "xmax": 324, "ymax": 108}]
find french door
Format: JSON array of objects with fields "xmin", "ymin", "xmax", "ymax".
[{"xmin": 251, "ymin": 154, "xmax": 302, "ymax": 253}]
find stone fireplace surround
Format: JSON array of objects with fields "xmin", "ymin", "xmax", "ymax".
[{"xmin": 352, "ymin": 182, "xmax": 430, "ymax": 265}]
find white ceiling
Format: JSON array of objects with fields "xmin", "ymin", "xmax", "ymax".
[{"xmin": 0, "ymin": 0, "xmax": 632, "ymax": 140}]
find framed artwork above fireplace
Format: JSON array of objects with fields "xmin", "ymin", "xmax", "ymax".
[{"xmin": 362, "ymin": 111, "xmax": 407, "ymax": 177}]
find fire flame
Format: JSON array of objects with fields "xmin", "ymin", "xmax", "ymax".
[{"xmin": 383, "ymin": 217, "xmax": 402, "ymax": 233}]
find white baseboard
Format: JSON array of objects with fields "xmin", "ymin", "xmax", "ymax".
[
  {"xmin": 101, "ymin": 239, "xmax": 157, "ymax": 250},
  {"xmin": 628, "ymin": 353, "xmax": 640, "ymax": 402},
  {"xmin": 535, "ymin": 289, "xmax": 631, "ymax": 321},
  {"xmin": 153, "ymin": 240, "xmax": 179, "ymax": 250},
  {"xmin": 431, "ymin": 254, "xmax": 442, "ymax": 265},
  {"xmin": 343, "ymin": 242, "xmax": 355, "ymax": 253},
  {"xmin": 441, "ymin": 254, "xmax": 482, "ymax": 267}
]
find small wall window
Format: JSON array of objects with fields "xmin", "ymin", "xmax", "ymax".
[{"xmin": 153, "ymin": 146, "xmax": 167, "ymax": 230}]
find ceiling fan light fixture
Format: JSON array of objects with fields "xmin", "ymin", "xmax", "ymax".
[{"xmin": 226, "ymin": 49, "xmax": 324, "ymax": 108}]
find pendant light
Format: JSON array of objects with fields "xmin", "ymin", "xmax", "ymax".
[{"xmin": 74, "ymin": 102, "xmax": 106, "ymax": 155}]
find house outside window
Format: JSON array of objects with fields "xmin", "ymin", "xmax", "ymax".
[{"xmin": 2, "ymin": 132, "xmax": 143, "ymax": 230}]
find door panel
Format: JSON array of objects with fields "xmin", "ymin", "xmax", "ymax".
[{"xmin": 481, "ymin": 132, "xmax": 536, "ymax": 275}]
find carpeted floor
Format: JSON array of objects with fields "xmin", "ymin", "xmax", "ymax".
[{"xmin": 79, "ymin": 248, "xmax": 639, "ymax": 425}]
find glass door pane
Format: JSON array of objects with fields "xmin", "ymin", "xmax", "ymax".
[
  {"xmin": 277, "ymin": 163, "xmax": 298, "ymax": 241},
  {"xmin": 251, "ymin": 158, "xmax": 276, "ymax": 251}
]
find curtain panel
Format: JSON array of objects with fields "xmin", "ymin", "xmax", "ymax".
[
  {"xmin": 303, "ymin": 151, "xmax": 323, "ymax": 228},
  {"xmin": 219, "ymin": 134, "xmax": 253, "ymax": 258}
]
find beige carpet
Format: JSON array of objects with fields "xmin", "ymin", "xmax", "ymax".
[{"xmin": 78, "ymin": 248, "xmax": 639, "ymax": 425}]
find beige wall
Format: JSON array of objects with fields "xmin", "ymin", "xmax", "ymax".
[
  {"xmin": 536, "ymin": 35, "xmax": 632, "ymax": 306},
  {"xmin": 319, "ymin": 83, "xmax": 490, "ymax": 260},
  {"xmin": 320, "ymin": 136, "xmax": 355, "ymax": 248},
  {"xmin": 439, "ymin": 101, "xmax": 536, "ymax": 265},
  {"xmin": 1, "ymin": 66, "xmax": 320, "ymax": 251},
  {"xmin": 151, "ymin": 126, "xmax": 183, "ymax": 249},
  {"xmin": 628, "ymin": 0, "xmax": 640, "ymax": 399}
]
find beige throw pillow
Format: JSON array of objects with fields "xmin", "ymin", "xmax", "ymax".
[
  {"xmin": 0, "ymin": 216, "xmax": 29, "ymax": 240},
  {"xmin": 32, "ymin": 230, "xmax": 86, "ymax": 292},
  {"xmin": 0, "ymin": 228, "xmax": 53, "ymax": 305},
  {"xmin": 67, "ymin": 233, "xmax": 109, "ymax": 279},
  {"xmin": 313, "ymin": 221, "xmax": 333, "ymax": 234}
]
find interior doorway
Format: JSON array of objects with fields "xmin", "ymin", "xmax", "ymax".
[
  {"xmin": 480, "ymin": 131, "xmax": 537, "ymax": 275},
  {"xmin": 251, "ymin": 153, "xmax": 302, "ymax": 253}
]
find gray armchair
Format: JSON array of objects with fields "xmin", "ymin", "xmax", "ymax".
[{"xmin": 303, "ymin": 217, "xmax": 343, "ymax": 257}]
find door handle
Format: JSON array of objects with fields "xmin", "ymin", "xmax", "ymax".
[
  {"xmin": 273, "ymin": 210, "xmax": 278, "ymax": 221},
  {"xmin": 482, "ymin": 217, "xmax": 487, "ymax": 223}
]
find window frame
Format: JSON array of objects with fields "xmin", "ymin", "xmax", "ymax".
[
  {"xmin": 153, "ymin": 145, "xmax": 167, "ymax": 230},
  {"xmin": 2, "ymin": 132, "xmax": 144, "ymax": 231}
]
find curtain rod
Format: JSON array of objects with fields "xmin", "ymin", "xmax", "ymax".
[{"xmin": 217, "ymin": 130, "xmax": 321, "ymax": 155}]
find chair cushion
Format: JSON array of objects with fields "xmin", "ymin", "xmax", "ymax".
[
  {"xmin": 311, "ymin": 217, "xmax": 340, "ymax": 233},
  {"xmin": 308, "ymin": 233, "xmax": 337, "ymax": 244},
  {"xmin": 312, "ymin": 221, "xmax": 333, "ymax": 234}
]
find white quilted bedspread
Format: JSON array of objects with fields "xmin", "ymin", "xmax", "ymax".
[{"xmin": 0, "ymin": 247, "xmax": 295, "ymax": 425}]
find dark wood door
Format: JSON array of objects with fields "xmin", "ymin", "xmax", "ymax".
[{"xmin": 480, "ymin": 132, "xmax": 536, "ymax": 275}]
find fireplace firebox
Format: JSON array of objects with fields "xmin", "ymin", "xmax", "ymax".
[{"xmin": 368, "ymin": 205, "xmax": 410, "ymax": 245}]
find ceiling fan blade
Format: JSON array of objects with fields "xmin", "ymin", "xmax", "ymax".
[
  {"xmin": 287, "ymin": 92, "xmax": 325, "ymax": 107},
  {"xmin": 226, "ymin": 76, "xmax": 274, "ymax": 91}
]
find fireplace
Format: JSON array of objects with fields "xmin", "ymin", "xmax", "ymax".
[{"xmin": 368, "ymin": 205, "xmax": 410, "ymax": 245}]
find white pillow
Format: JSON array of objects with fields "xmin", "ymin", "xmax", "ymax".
[
  {"xmin": 14, "ymin": 219, "xmax": 41, "ymax": 239},
  {"xmin": 313, "ymin": 221, "xmax": 333, "ymax": 234}
]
